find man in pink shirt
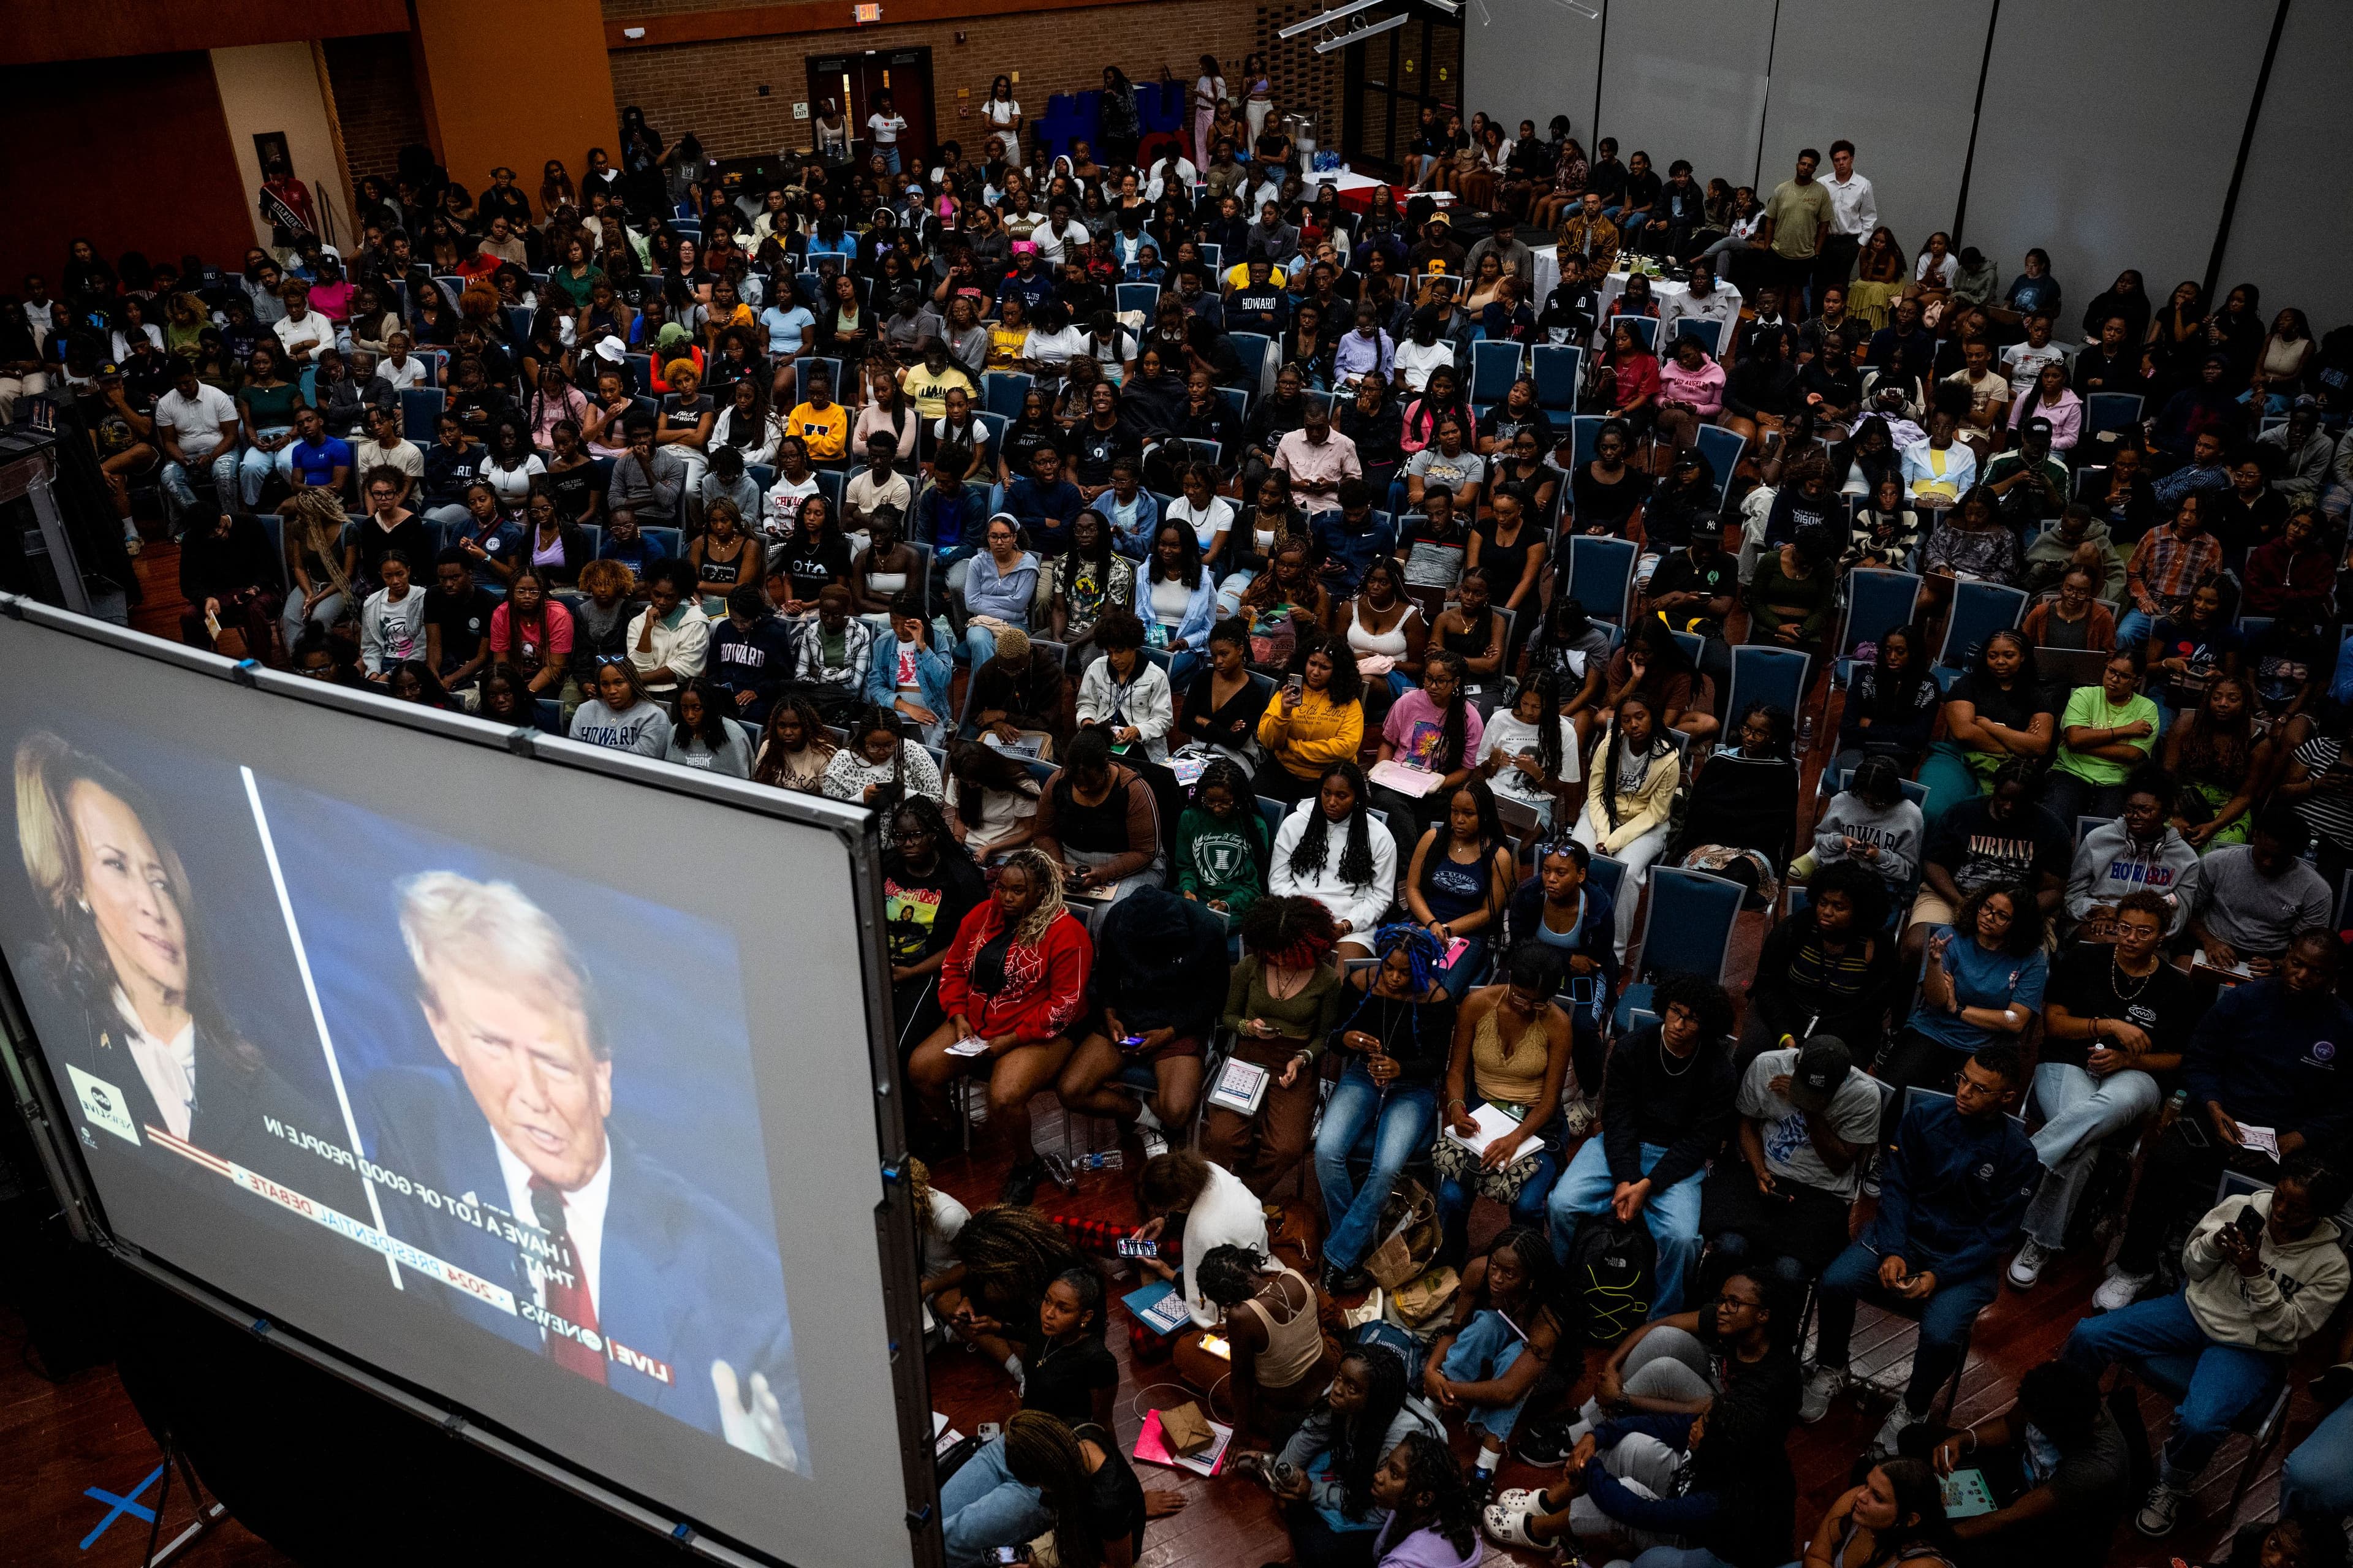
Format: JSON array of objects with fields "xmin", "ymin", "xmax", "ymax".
[{"xmin": 1273, "ymin": 398, "xmax": 1363, "ymax": 515}]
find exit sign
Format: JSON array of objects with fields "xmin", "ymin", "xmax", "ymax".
[{"xmin": 854, "ymin": 2, "xmax": 881, "ymax": 20}]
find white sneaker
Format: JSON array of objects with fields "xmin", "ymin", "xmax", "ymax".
[
  {"xmin": 2135, "ymin": 1483, "xmax": 2188, "ymax": 1536},
  {"xmin": 2007, "ymin": 1239, "xmax": 2053, "ymax": 1289},
  {"xmin": 2094, "ymin": 1267, "xmax": 2153, "ymax": 1312},
  {"xmin": 1139, "ymin": 1128, "xmax": 1169, "ymax": 1159},
  {"xmin": 1873, "ymin": 1402, "xmax": 1923, "ymax": 1455},
  {"xmin": 1798, "ymin": 1365, "xmax": 1843, "ymax": 1424},
  {"xmin": 1859, "ymin": 1154, "xmax": 1881, "ymax": 1198}
]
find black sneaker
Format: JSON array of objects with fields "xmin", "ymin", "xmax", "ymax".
[
  {"xmin": 1000, "ymin": 1159, "xmax": 1047, "ymax": 1205},
  {"xmin": 1513, "ymin": 1416, "xmax": 1580, "ymax": 1465},
  {"xmin": 1322, "ymin": 1262, "xmax": 1371, "ymax": 1297}
]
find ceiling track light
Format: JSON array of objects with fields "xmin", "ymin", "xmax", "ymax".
[
  {"xmin": 1314, "ymin": 10, "xmax": 1411, "ymax": 51},
  {"xmin": 1277, "ymin": 0, "xmax": 1385, "ymax": 40}
]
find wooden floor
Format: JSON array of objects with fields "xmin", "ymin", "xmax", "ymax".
[{"xmin": 6, "ymin": 526, "xmax": 2306, "ymax": 1566}]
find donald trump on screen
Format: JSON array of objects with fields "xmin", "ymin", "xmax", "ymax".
[{"xmin": 363, "ymin": 870, "xmax": 805, "ymax": 1472}]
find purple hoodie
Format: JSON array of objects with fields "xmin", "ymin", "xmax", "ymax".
[{"xmin": 1371, "ymin": 1515, "xmax": 1481, "ymax": 1568}]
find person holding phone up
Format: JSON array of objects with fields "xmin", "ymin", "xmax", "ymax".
[{"xmin": 2061, "ymin": 1156, "xmax": 2352, "ymax": 1540}]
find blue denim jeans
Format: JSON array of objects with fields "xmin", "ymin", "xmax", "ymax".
[
  {"xmin": 2115, "ymin": 608, "xmax": 2156, "ymax": 650},
  {"xmin": 2023, "ymin": 1061, "xmax": 2161, "ymax": 1249},
  {"xmin": 2284, "ymin": 1396, "xmax": 2353, "ymax": 1514},
  {"xmin": 1546, "ymin": 1138, "xmax": 1707, "ymax": 1316},
  {"xmin": 159, "ymin": 447, "xmax": 241, "ymax": 523},
  {"xmin": 231, "ymin": 428, "xmax": 294, "ymax": 507},
  {"xmin": 939, "ymin": 1436, "xmax": 1051, "ymax": 1567},
  {"xmin": 2063, "ymin": 1288, "xmax": 2283, "ymax": 1483},
  {"xmin": 1439, "ymin": 1309, "xmax": 1531, "ymax": 1441},
  {"xmin": 1814, "ymin": 1240, "xmax": 1999, "ymax": 1412},
  {"xmin": 1313, "ymin": 1062, "xmax": 1438, "ymax": 1271}
]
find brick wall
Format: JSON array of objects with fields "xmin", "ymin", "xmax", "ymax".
[
  {"xmin": 323, "ymin": 32, "xmax": 429, "ymax": 184},
  {"xmin": 602, "ymin": 0, "xmax": 1346, "ymax": 169}
]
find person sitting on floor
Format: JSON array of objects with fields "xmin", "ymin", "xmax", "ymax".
[
  {"xmin": 1241, "ymin": 1344, "xmax": 1442, "ymax": 1568},
  {"xmin": 1421, "ymin": 1226, "xmax": 1567, "ymax": 1499},
  {"xmin": 1927, "ymin": 1359, "xmax": 2135, "ymax": 1568},
  {"xmin": 1172, "ymin": 1244, "xmax": 1339, "ymax": 1442},
  {"xmin": 1800, "ymin": 1044, "xmax": 2038, "ymax": 1456},
  {"xmin": 1132, "ymin": 1149, "xmax": 1271, "ymax": 1330}
]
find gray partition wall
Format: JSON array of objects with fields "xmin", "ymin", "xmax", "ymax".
[{"xmin": 1464, "ymin": 0, "xmax": 2346, "ymax": 325}]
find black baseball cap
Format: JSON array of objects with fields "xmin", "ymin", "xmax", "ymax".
[{"xmin": 1787, "ymin": 1035, "xmax": 1854, "ymax": 1113}]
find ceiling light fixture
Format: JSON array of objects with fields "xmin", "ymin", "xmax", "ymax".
[{"xmin": 1314, "ymin": 10, "xmax": 1411, "ymax": 51}]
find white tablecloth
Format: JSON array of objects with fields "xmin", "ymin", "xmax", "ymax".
[{"xmin": 1526, "ymin": 251, "xmax": 1705, "ymax": 346}]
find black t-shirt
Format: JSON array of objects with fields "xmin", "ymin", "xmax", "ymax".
[
  {"xmin": 1074, "ymin": 1422, "xmax": 1148, "ymax": 1563},
  {"xmin": 1645, "ymin": 550, "xmax": 1734, "ymax": 631},
  {"xmin": 1569, "ymin": 464, "xmax": 1650, "ymax": 536},
  {"xmin": 1927, "ymin": 796, "xmax": 2071, "ymax": 898},
  {"xmin": 1696, "ymin": 1314, "xmax": 1802, "ymax": 1431},
  {"xmin": 1021, "ymin": 1334, "xmax": 1118, "ymax": 1426},
  {"xmin": 1950, "ymin": 671, "xmax": 2059, "ymax": 746},
  {"xmin": 1070, "ymin": 420, "xmax": 1137, "ymax": 485},
  {"xmin": 2042, "ymin": 942, "xmax": 2198, "ymax": 1074},
  {"xmin": 357, "ymin": 513, "xmax": 436, "ymax": 585},
  {"xmin": 545, "ymin": 461, "xmax": 600, "ymax": 525},
  {"xmin": 780, "ymin": 532, "xmax": 855, "ymax": 599},
  {"xmin": 423, "ymin": 585, "xmax": 498, "ymax": 669},
  {"xmin": 1621, "ymin": 169, "xmax": 1664, "ymax": 213},
  {"xmin": 881, "ymin": 853, "xmax": 986, "ymax": 967}
]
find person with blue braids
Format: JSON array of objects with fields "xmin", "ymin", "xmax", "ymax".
[{"xmin": 1313, "ymin": 922, "xmax": 1460, "ymax": 1293}]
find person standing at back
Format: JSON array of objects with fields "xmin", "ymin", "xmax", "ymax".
[
  {"xmin": 1754, "ymin": 150, "xmax": 1833, "ymax": 315},
  {"xmin": 1816, "ymin": 140, "xmax": 1875, "ymax": 312}
]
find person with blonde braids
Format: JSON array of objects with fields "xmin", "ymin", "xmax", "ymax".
[
  {"xmin": 907, "ymin": 848, "xmax": 1093, "ymax": 1202},
  {"xmin": 942, "ymin": 1408, "xmax": 1146, "ymax": 1568},
  {"xmin": 279, "ymin": 485, "xmax": 358, "ymax": 650}
]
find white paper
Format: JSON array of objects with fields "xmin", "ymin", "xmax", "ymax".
[
  {"xmin": 1136, "ymin": 1292, "xmax": 1193, "ymax": 1335},
  {"xmin": 1442, "ymin": 1100, "xmax": 1526, "ymax": 1154},
  {"xmin": 945, "ymin": 1036, "xmax": 991, "ymax": 1057},
  {"xmin": 2241, "ymin": 1124, "xmax": 2282, "ymax": 1161}
]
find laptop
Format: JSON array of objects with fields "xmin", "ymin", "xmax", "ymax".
[{"xmin": 2034, "ymin": 646, "xmax": 2114, "ymax": 689}]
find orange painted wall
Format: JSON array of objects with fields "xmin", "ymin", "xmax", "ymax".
[{"xmin": 410, "ymin": 0, "xmax": 619, "ymax": 218}]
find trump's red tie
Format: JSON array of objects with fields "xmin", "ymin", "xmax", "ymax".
[{"xmin": 529, "ymin": 1175, "xmax": 608, "ymax": 1385}]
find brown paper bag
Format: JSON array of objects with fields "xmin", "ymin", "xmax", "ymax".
[
  {"xmin": 1160, "ymin": 1399, "xmax": 1216, "ymax": 1456},
  {"xmin": 1392, "ymin": 1265, "xmax": 1460, "ymax": 1325},
  {"xmin": 1365, "ymin": 1229, "xmax": 1422, "ymax": 1292}
]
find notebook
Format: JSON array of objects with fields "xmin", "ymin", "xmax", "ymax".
[
  {"xmin": 1367, "ymin": 759, "xmax": 1446, "ymax": 797},
  {"xmin": 1441, "ymin": 1100, "xmax": 1526, "ymax": 1154},
  {"xmin": 1205, "ymin": 1056, "xmax": 1270, "ymax": 1116},
  {"xmin": 1122, "ymin": 1279, "xmax": 1193, "ymax": 1336}
]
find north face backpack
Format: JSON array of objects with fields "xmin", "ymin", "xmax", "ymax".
[{"xmin": 1566, "ymin": 1212, "xmax": 1656, "ymax": 1343}]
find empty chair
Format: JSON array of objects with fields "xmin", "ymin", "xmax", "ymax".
[
  {"xmin": 1834, "ymin": 569, "xmax": 1925, "ymax": 684},
  {"xmin": 1469, "ymin": 339, "xmax": 1524, "ymax": 406},
  {"xmin": 1115, "ymin": 282, "xmax": 1160, "ymax": 316},
  {"xmin": 1562, "ymin": 535, "xmax": 1639, "ymax": 624},
  {"xmin": 1725, "ymin": 644, "xmax": 1811, "ymax": 729},
  {"xmin": 400, "ymin": 386, "xmax": 445, "ymax": 442},
  {"xmin": 1610, "ymin": 868, "xmax": 1745, "ymax": 1032},
  {"xmin": 1672, "ymin": 317, "xmax": 1725, "ymax": 357},
  {"xmin": 982, "ymin": 370, "xmax": 1033, "ymax": 420},
  {"xmin": 1531, "ymin": 344, "xmax": 1583, "ymax": 412},
  {"xmin": 2084, "ymin": 392, "xmax": 2144, "ymax": 439},
  {"xmin": 1692, "ymin": 425, "xmax": 1745, "ymax": 501}
]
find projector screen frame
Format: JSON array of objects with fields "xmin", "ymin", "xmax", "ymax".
[{"xmin": 0, "ymin": 591, "xmax": 943, "ymax": 1568}]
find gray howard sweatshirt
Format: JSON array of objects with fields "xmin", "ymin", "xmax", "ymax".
[{"xmin": 1812, "ymin": 792, "xmax": 1924, "ymax": 883}]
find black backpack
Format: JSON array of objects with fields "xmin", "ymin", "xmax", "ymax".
[{"xmin": 1566, "ymin": 1213, "xmax": 1655, "ymax": 1343}]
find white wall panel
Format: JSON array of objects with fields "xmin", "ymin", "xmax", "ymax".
[
  {"xmin": 2215, "ymin": 1, "xmax": 2353, "ymax": 325},
  {"xmin": 1460, "ymin": 0, "xmax": 1604, "ymax": 155},
  {"xmin": 1592, "ymin": 0, "xmax": 1776, "ymax": 189},
  {"xmin": 1965, "ymin": 0, "xmax": 2265, "ymax": 320}
]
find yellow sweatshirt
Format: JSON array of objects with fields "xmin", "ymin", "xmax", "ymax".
[{"xmin": 1259, "ymin": 687, "xmax": 1365, "ymax": 781}]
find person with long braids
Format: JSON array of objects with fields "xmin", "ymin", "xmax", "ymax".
[
  {"xmin": 1368, "ymin": 1432, "xmax": 1482, "ymax": 1568},
  {"xmin": 1401, "ymin": 778, "xmax": 1515, "ymax": 998},
  {"xmin": 2161, "ymin": 673, "xmax": 2270, "ymax": 850},
  {"xmin": 1270, "ymin": 761, "xmax": 1399, "ymax": 957},
  {"xmin": 1478, "ymin": 666, "xmax": 1580, "ymax": 833},
  {"xmin": 907, "ymin": 849, "xmax": 1092, "ymax": 1202},
  {"xmin": 1313, "ymin": 923, "xmax": 1456, "ymax": 1292},
  {"xmin": 1572, "ymin": 690, "xmax": 1681, "ymax": 958},
  {"xmin": 1242, "ymin": 1344, "xmax": 1441, "ymax": 1568},
  {"xmin": 1371, "ymin": 648, "xmax": 1484, "ymax": 869}
]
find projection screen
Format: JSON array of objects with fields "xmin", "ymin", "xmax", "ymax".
[{"xmin": 0, "ymin": 598, "xmax": 931, "ymax": 1568}]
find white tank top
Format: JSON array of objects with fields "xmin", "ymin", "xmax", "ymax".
[{"xmin": 1347, "ymin": 604, "xmax": 1412, "ymax": 658}]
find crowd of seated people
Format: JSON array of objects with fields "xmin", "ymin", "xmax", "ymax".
[{"xmin": 31, "ymin": 78, "xmax": 2353, "ymax": 1568}]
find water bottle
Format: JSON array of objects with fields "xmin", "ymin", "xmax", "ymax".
[
  {"xmin": 2158, "ymin": 1087, "xmax": 2189, "ymax": 1132},
  {"xmin": 1795, "ymin": 711, "xmax": 1816, "ymax": 756}
]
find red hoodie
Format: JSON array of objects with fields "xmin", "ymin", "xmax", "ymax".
[{"xmin": 936, "ymin": 900, "xmax": 1093, "ymax": 1043}]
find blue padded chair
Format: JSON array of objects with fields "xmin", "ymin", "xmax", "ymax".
[
  {"xmin": 1934, "ymin": 581, "xmax": 2028, "ymax": 679},
  {"xmin": 1531, "ymin": 345, "xmax": 1582, "ymax": 412},
  {"xmin": 1612, "ymin": 868, "xmax": 1745, "ymax": 1033},
  {"xmin": 1833, "ymin": 570, "xmax": 1925, "ymax": 687},
  {"xmin": 1116, "ymin": 282, "xmax": 1161, "ymax": 316},
  {"xmin": 1563, "ymin": 535, "xmax": 1639, "ymax": 625},
  {"xmin": 1469, "ymin": 339, "xmax": 1524, "ymax": 406},
  {"xmin": 2085, "ymin": 392, "xmax": 2144, "ymax": 439},
  {"xmin": 1607, "ymin": 314, "xmax": 1658, "ymax": 351},
  {"xmin": 1725, "ymin": 644, "xmax": 1811, "ymax": 728},
  {"xmin": 1672, "ymin": 318, "xmax": 1725, "ymax": 357},
  {"xmin": 983, "ymin": 371, "xmax": 1034, "ymax": 420},
  {"xmin": 400, "ymin": 386, "xmax": 445, "ymax": 442},
  {"xmin": 1693, "ymin": 425, "xmax": 1745, "ymax": 502}
]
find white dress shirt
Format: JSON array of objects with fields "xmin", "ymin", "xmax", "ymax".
[
  {"xmin": 496, "ymin": 1132, "xmax": 613, "ymax": 1317},
  {"xmin": 115, "ymin": 988, "xmax": 195, "ymax": 1140},
  {"xmin": 1825, "ymin": 171, "xmax": 1877, "ymax": 237}
]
